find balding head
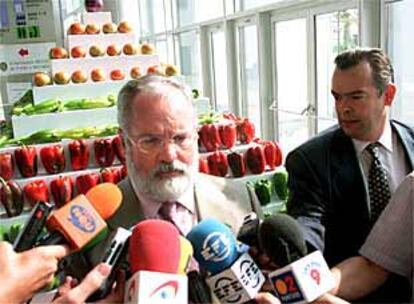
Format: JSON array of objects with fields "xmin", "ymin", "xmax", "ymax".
[{"xmin": 117, "ymin": 75, "xmax": 195, "ymax": 131}]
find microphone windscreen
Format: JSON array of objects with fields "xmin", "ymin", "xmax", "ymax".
[
  {"xmin": 259, "ymin": 214, "xmax": 307, "ymax": 267},
  {"xmin": 129, "ymin": 219, "xmax": 181, "ymax": 274},
  {"xmin": 85, "ymin": 183, "xmax": 122, "ymax": 220},
  {"xmin": 187, "ymin": 218, "xmax": 239, "ymax": 275},
  {"xmin": 178, "ymin": 236, "xmax": 193, "ymax": 274}
]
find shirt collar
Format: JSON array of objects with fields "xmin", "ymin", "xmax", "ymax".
[
  {"xmin": 352, "ymin": 120, "xmax": 393, "ymax": 155},
  {"xmin": 135, "ymin": 181, "xmax": 195, "ymax": 218}
]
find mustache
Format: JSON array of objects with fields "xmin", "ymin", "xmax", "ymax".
[{"xmin": 155, "ymin": 160, "xmax": 189, "ymax": 174}]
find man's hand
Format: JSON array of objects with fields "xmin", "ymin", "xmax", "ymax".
[
  {"xmin": 312, "ymin": 293, "xmax": 351, "ymax": 304},
  {"xmin": 53, "ymin": 263, "xmax": 125, "ymax": 304},
  {"xmin": 0, "ymin": 241, "xmax": 69, "ymax": 303},
  {"xmin": 254, "ymin": 292, "xmax": 281, "ymax": 304},
  {"xmin": 249, "ymin": 246, "xmax": 278, "ymax": 292}
]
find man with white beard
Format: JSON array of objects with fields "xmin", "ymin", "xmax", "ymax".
[{"xmin": 108, "ymin": 75, "xmax": 261, "ymax": 234}]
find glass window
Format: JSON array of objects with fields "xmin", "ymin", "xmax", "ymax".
[
  {"xmin": 211, "ymin": 30, "xmax": 229, "ymax": 112},
  {"xmin": 139, "ymin": 0, "xmax": 166, "ymax": 35},
  {"xmin": 176, "ymin": 0, "xmax": 224, "ymax": 27},
  {"xmin": 175, "ymin": 31, "xmax": 203, "ymax": 94},
  {"xmin": 274, "ymin": 18, "xmax": 308, "ymax": 153},
  {"xmin": 316, "ymin": 9, "xmax": 358, "ymax": 132},
  {"xmin": 386, "ymin": 1, "xmax": 414, "ymax": 123},
  {"xmin": 237, "ymin": 24, "xmax": 261, "ymax": 136},
  {"xmin": 236, "ymin": 0, "xmax": 283, "ymax": 12}
]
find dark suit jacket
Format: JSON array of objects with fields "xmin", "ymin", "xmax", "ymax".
[{"xmin": 285, "ymin": 120, "xmax": 414, "ymax": 302}]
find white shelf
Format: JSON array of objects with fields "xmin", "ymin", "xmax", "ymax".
[
  {"xmin": 50, "ymin": 54, "xmax": 159, "ymax": 75},
  {"xmin": 12, "ymin": 107, "xmax": 117, "ymax": 138},
  {"xmin": 66, "ymin": 32, "xmax": 136, "ymax": 50},
  {"xmin": 32, "ymin": 81, "xmax": 127, "ymax": 104}
]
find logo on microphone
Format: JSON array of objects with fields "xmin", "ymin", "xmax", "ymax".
[
  {"xmin": 68, "ymin": 205, "xmax": 97, "ymax": 233},
  {"xmin": 214, "ymin": 277, "xmax": 243, "ymax": 303},
  {"xmin": 201, "ymin": 232, "xmax": 232, "ymax": 262},
  {"xmin": 240, "ymin": 259, "xmax": 261, "ymax": 288},
  {"xmin": 149, "ymin": 280, "xmax": 179, "ymax": 300},
  {"xmin": 303, "ymin": 261, "xmax": 322, "ymax": 285},
  {"xmin": 271, "ymin": 271, "xmax": 304, "ymax": 302}
]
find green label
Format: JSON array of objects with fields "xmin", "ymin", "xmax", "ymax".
[{"xmin": 16, "ymin": 25, "xmax": 40, "ymax": 39}]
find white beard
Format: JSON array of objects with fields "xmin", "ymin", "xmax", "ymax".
[{"xmin": 128, "ymin": 157, "xmax": 198, "ymax": 202}]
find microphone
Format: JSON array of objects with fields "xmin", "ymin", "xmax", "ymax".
[
  {"xmin": 13, "ymin": 201, "xmax": 55, "ymax": 252},
  {"xmin": 188, "ymin": 270, "xmax": 213, "ymax": 304},
  {"xmin": 187, "ymin": 218, "xmax": 265, "ymax": 304},
  {"xmin": 37, "ymin": 183, "xmax": 122, "ymax": 252},
  {"xmin": 124, "ymin": 219, "xmax": 188, "ymax": 304},
  {"xmin": 177, "ymin": 235, "xmax": 193, "ymax": 274},
  {"xmin": 259, "ymin": 214, "xmax": 335, "ymax": 304}
]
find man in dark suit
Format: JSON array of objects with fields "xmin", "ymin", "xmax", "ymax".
[{"xmin": 286, "ymin": 48, "xmax": 414, "ymax": 302}]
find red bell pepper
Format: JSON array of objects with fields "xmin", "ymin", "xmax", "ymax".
[
  {"xmin": 227, "ymin": 151, "xmax": 246, "ymax": 177},
  {"xmin": 222, "ymin": 112, "xmax": 239, "ymax": 121},
  {"xmin": 23, "ymin": 179, "xmax": 49, "ymax": 207},
  {"xmin": 199, "ymin": 124, "xmax": 222, "ymax": 152},
  {"xmin": 198, "ymin": 158, "xmax": 209, "ymax": 174},
  {"xmin": 110, "ymin": 167, "xmax": 122, "ymax": 184},
  {"xmin": 120, "ymin": 165, "xmax": 128, "ymax": 180},
  {"xmin": 40, "ymin": 144, "xmax": 65, "ymax": 174},
  {"xmin": 94, "ymin": 138, "xmax": 115, "ymax": 167},
  {"xmin": 0, "ymin": 177, "xmax": 23, "ymax": 217},
  {"xmin": 50, "ymin": 176, "xmax": 74, "ymax": 208},
  {"xmin": 76, "ymin": 172, "xmax": 100, "ymax": 195},
  {"xmin": 100, "ymin": 168, "xmax": 116, "ymax": 184},
  {"xmin": 69, "ymin": 139, "xmax": 90, "ymax": 171},
  {"xmin": 112, "ymin": 135, "xmax": 126, "ymax": 164},
  {"xmin": 0, "ymin": 152, "xmax": 14, "ymax": 180},
  {"xmin": 15, "ymin": 145, "xmax": 38, "ymax": 177},
  {"xmin": 219, "ymin": 123, "xmax": 237, "ymax": 149},
  {"xmin": 237, "ymin": 118, "xmax": 255, "ymax": 144},
  {"xmin": 262, "ymin": 141, "xmax": 283, "ymax": 170},
  {"xmin": 245, "ymin": 146, "xmax": 266, "ymax": 174},
  {"xmin": 207, "ymin": 151, "xmax": 228, "ymax": 177}
]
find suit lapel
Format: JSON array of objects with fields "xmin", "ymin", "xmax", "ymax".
[
  {"xmin": 330, "ymin": 129, "xmax": 370, "ymax": 218},
  {"xmin": 392, "ymin": 121, "xmax": 414, "ymax": 170},
  {"xmin": 108, "ymin": 177, "xmax": 145, "ymax": 229}
]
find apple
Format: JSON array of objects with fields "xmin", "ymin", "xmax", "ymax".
[
  {"xmin": 53, "ymin": 71, "xmax": 71, "ymax": 85},
  {"xmin": 89, "ymin": 45, "xmax": 105, "ymax": 57},
  {"xmin": 146, "ymin": 65, "xmax": 164, "ymax": 75},
  {"xmin": 102, "ymin": 22, "xmax": 117, "ymax": 34},
  {"xmin": 71, "ymin": 46, "xmax": 87, "ymax": 58},
  {"xmin": 68, "ymin": 22, "xmax": 86, "ymax": 35},
  {"xmin": 49, "ymin": 47, "xmax": 68, "ymax": 59},
  {"xmin": 130, "ymin": 66, "xmax": 141, "ymax": 79},
  {"xmin": 33, "ymin": 72, "xmax": 51, "ymax": 86},
  {"xmin": 123, "ymin": 43, "xmax": 138, "ymax": 55},
  {"xmin": 91, "ymin": 68, "xmax": 106, "ymax": 82},
  {"xmin": 71, "ymin": 70, "xmax": 88, "ymax": 83},
  {"xmin": 85, "ymin": 23, "xmax": 100, "ymax": 34},
  {"xmin": 117, "ymin": 21, "xmax": 133, "ymax": 33},
  {"xmin": 106, "ymin": 44, "xmax": 121, "ymax": 56},
  {"xmin": 110, "ymin": 69, "xmax": 125, "ymax": 81},
  {"xmin": 140, "ymin": 43, "xmax": 155, "ymax": 55},
  {"xmin": 164, "ymin": 64, "xmax": 179, "ymax": 76}
]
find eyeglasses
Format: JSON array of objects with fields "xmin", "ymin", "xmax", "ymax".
[{"xmin": 125, "ymin": 132, "xmax": 197, "ymax": 154}]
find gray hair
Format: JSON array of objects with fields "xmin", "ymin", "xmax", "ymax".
[
  {"xmin": 334, "ymin": 48, "xmax": 394, "ymax": 96},
  {"xmin": 117, "ymin": 75, "xmax": 194, "ymax": 129}
]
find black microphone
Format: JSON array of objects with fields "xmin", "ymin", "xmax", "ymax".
[
  {"xmin": 258, "ymin": 214, "xmax": 307, "ymax": 266},
  {"xmin": 187, "ymin": 270, "xmax": 212, "ymax": 304},
  {"xmin": 259, "ymin": 214, "xmax": 335, "ymax": 303}
]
